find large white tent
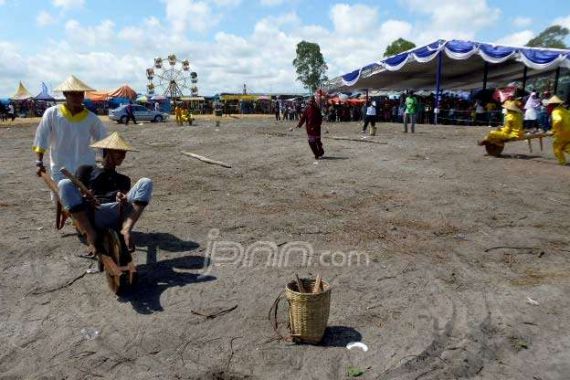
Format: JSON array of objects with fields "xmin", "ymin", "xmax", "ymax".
[{"xmin": 327, "ymin": 39, "xmax": 570, "ymax": 92}]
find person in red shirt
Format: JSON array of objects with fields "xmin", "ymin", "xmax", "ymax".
[{"xmin": 296, "ymin": 97, "xmax": 324, "ymax": 159}]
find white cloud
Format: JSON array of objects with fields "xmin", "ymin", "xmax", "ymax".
[
  {"xmin": 52, "ymin": 0, "xmax": 84, "ymax": 9},
  {"xmin": 401, "ymin": 0, "xmax": 501, "ymax": 43},
  {"xmin": 379, "ymin": 20, "xmax": 413, "ymax": 44},
  {"xmin": 330, "ymin": 4, "xmax": 378, "ymax": 35},
  {"xmin": 64, "ymin": 19, "xmax": 115, "ymax": 47},
  {"xmin": 164, "ymin": 0, "xmax": 220, "ymax": 34},
  {"xmin": 494, "ymin": 30, "xmax": 534, "ymax": 47},
  {"xmin": 513, "ymin": 17, "xmax": 532, "ymax": 28},
  {"xmin": 36, "ymin": 11, "xmax": 56, "ymax": 26},
  {"xmin": 0, "ymin": 0, "xmax": 6, "ymax": 5},
  {"xmin": 554, "ymin": 15, "xmax": 570, "ymax": 30}
]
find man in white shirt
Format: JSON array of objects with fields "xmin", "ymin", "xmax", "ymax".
[
  {"xmin": 7, "ymin": 103, "xmax": 15, "ymax": 121},
  {"xmin": 362, "ymin": 101, "xmax": 377, "ymax": 136},
  {"xmin": 33, "ymin": 75, "xmax": 107, "ymax": 183}
]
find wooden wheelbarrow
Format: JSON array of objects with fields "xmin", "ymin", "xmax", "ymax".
[
  {"xmin": 481, "ymin": 132, "xmax": 552, "ymax": 157},
  {"xmin": 40, "ymin": 169, "xmax": 137, "ymax": 295}
]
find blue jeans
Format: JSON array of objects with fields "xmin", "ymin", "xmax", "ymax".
[{"xmin": 58, "ymin": 177, "xmax": 153, "ymax": 230}]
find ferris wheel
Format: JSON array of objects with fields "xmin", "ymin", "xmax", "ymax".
[{"xmin": 146, "ymin": 54, "xmax": 198, "ymax": 98}]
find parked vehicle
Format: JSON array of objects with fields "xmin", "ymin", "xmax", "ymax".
[{"xmin": 108, "ymin": 104, "xmax": 169, "ymax": 123}]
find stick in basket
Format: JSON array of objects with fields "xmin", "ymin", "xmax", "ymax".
[
  {"xmin": 295, "ymin": 273, "xmax": 306, "ymax": 293},
  {"xmin": 313, "ymin": 274, "xmax": 322, "ymax": 294}
]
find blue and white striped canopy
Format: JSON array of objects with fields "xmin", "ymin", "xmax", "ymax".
[{"xmin": 329, "ymin": 39, "xmax": 570, "ymax": 91}]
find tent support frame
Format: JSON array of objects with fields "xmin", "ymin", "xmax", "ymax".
[
  {"xmin": 554, "ymin": 67, "xmax": 561, "ymax": 94},
  {"xmin": 522, "ymin": 66, "xmax": 528, "ymax": 92},
  {"xmin": 482, "ymin": 62, "xmax": 489, "ymax": 90},
  {"xmin": 434, "ymin": 52, "xmax": 443, "ymax": 125}
]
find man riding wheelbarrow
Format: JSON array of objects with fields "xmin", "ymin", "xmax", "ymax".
[
  {"xmin": 58, "ymin": 132, "xmax": 153, "ymax": 293},
  {"xmin": 58, "ymin": 132, "xmax": 153, "ymax": 258},
  {"xmin": 477, "ymin": 101, "xmax": 525, "ymax": 156}
]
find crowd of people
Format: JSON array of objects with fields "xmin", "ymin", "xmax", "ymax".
[{"xmin": 306, "ymin": 90, "xmax": 557, "ymax": 132}]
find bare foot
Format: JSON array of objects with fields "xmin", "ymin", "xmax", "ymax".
[{"xmin": 121, "ymin": 229, "xmax": 135, "ymax": 253}]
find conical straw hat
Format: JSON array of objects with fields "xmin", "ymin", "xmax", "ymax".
[
  {"xmin": 546, "ymin": 95, "xmax": 564, "ymax": 105},
  {"xmin": 502, "ymin": 101, "xmax": 523, "ymax": 113},
  {"xmin": 54, "ymin": 75, "xmax": 95, "ymax": 92},
  {"xmin": 90, "ymin": 132, "xmax": 137, "ymax": 151}
]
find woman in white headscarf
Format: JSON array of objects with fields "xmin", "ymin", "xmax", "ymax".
[{"xmin": 524, "ymin": 92, "xmax": 541, "ymax": 131}]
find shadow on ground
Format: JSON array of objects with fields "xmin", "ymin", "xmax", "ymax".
[
  {"xmin": 320, "ymin": 326, "xmax": 362, "ymax": 347},
  {"xmin": 119, "ymin": 232, "xmax": 215, "ymax": 314}
]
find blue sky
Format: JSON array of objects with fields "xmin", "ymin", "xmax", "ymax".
[{"xmin": 0, "ymin": 0, "xmax": 568, "ymax": 97}]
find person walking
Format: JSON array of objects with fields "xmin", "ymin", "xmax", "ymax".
[
  {"xmin": 362, "ymin": 101, "xmax": 377, "ymax": 135},
  {"xmin": 33, "ymin": 74, "xmax": 106, "ymax": 184},
  {"xmin": 125, "ymin": 102, "xmax": 137, "ymax": 125},
  {"xmin": 546, "ymin": 95, "xmax": 570, "ymax": 165},
  {"xmin": 295, "ymin": 97, "xmax": 324, "ymax": 159},
  {"xmin": 404, "ymin": 91, "xmax": 418, "ymax": 133},
  {"xmin": 7, "ymin": 103, "xmax": 15, "ymax": 122}
]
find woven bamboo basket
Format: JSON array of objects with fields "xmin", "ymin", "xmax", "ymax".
[{"xmin": 285, "ymin": 278, "xmax": 331, "ymax": 344}]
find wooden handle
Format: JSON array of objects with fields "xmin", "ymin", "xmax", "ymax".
[
  {"xmin": 40, "ymin": 171, "xmax": 60, "ymax": 196},
  {"xmin": 59, "ymin": 167, "xmax": 95, "ymax": 201},
  {"xmin": 295, "ymin": 274, "xmax": 306, "ymax": 293},
  {"xmin": 313, "ymin": 274, "xmax": 322, "ymax": 294}
]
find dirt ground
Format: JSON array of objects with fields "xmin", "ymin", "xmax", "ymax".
[{"xmin": 1, "ymin": 114, "xmax": 569, "ymax": 380}]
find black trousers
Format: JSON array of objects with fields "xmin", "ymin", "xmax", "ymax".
[
  {"xmin": 362, "ymin": 115, "xmax": 376, "ymax": 131},
  {"xmin": 125, "ymin": 113, "xmax": 137, "ymax": 125}
]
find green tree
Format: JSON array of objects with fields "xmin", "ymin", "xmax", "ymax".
[
  {"xmin": 526, "ymin": 25, "xmax": 569, "ymax": 49},
  {"xmin": 292, "ymin": 41, "xmax": 328, "ymax": 93},
  {"xmin": 383, "ymin": 38, "xmax": 416, "ymax": 57}
]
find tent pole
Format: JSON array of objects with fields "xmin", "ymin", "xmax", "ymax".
[
  {"xmin": 434, "ymin": 51, "xmax": 443, "ymax": 125},
  {"xmin": 522, "ymin": 66, "xmax": 528, "ymax": 92},
  {"xmin": 365, "ymin": 89, "xmax": 369, "ymax": 102},
  {"xmin": 554, "ymin": 67, "xmax": 560, "ymax": 94},
  {"xmin": 482, "ymin": 62, "xmax": 489, "ymax": 90}
]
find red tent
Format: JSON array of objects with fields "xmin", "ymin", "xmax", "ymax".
[
  {"xmin": 86, "ymin": 91, "xmax": 110, "ymax": 102},
  {"xmin": 107, "ymin": 84, "xmax": 137, "ymax": 100}
]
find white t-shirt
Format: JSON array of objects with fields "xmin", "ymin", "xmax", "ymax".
[
  {"xmin": 8, "ymin": 104, "xmax": 14, "ymax": 114},
  {"xmin": 33, "ymin": 105, "xmax": 107, "ymax": 182},
  {"xmin": 366, "ymin": 105, "xmax": 376, "ymax": 116}
]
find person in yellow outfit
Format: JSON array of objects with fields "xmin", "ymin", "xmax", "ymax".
[
  {"xmin": 547, "ymin": 95, "xmax": 570, "ymax": 165},
  {"xmin": 174, "ymin": 104, "xmax": 183, "ymax": 126},
  {"xmin": 478, "ymin": 101, "xmax": 524, "ymax": 147},
  {"xmin": 180, "ymin": 109, "xmax": 194, "ymax": 125}
]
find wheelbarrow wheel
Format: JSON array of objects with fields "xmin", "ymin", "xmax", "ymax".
[
  {"xmin": 101, "ymin": 229, "xmax": 136, "ymax": 295},
  {"xmin": 485, "ymin": 142, "xmax": 504, "ymax": 157}
]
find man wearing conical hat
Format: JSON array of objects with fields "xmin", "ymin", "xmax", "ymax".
[
  {"xmin": 546, "ymin": 95, "xmax": 570, "ymax": 165},
  {"xmin": 58, "ymin": 132, "xmax": 153, "ymax": 256},
  {"xmin": 478, "ymin": 101, "xmax": 524, "ymax": 147},
  {"xmin": 33, "ymin": 75, "xmax": 106, "ymax": 183}
]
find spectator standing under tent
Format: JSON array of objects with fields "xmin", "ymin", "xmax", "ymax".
[
  {"xmin": 404, "ymin": 91, "xmax": 418, "ymax": 133},
  {"xmin": 524, "ymin": 92, "xmax": 541, "ymax": 131},
  {"xmin": 362, "ymin": 101, "xmax": 377, "ymax": 136}
]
